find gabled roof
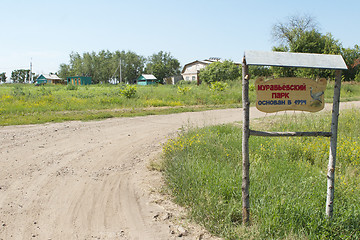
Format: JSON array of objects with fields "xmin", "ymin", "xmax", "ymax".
[
  {"xmin": 41, "ymin": 74, "xmax": 61, "ymax": 80},
  {"xmin": 181, "ymin": 60, "xmax": 214, "ymax": 74},
  {"xmin": 181, "ymin": 59, "xmax": 241, "ymax": 73},
  {"xmin": 139, "ymin": 74, "xmax": 157, "ymax": 80}
]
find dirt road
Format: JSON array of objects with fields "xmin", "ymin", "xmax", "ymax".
[{"xmin": 1, "ymin": 102, "xmax": 359, "ymax": 240}]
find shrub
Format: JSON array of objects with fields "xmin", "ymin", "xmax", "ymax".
[
  {"xmin": 177, "ymin": 86, "xmax": 192, "ymax": 95},
  {"xmin": 120, "ymin": 85, "xmax": 137, "ymax": 98},
  {"xmin": 209, "ymin": 81, "xmax": 228, "ymax": 92}
]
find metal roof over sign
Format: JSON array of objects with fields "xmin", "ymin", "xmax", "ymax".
[{"xmin": 245, "ymin": 50, "xmax": 348, "ymax": 70}]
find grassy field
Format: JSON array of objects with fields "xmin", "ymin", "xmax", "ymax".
[
  {"xmin": 162, "ymin": 108, "xmax": 360, "ymax": 239},
  {"xmin": 0, "ymin": 81, "xmax": 360, "ymax": 126},
  {"xmin": 0, "ymin": 82, "xmax": 240, "ymax": 125}
]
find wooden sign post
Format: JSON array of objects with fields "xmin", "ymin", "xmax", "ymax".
[
  {"xmin": 326, "ymin": 70, "xmax": 342, "ymax": 218},
  {"xmin": 241, "ymin": 57, "xmax": 250, "ymax": 224},
  {"xmin": 241, "ymin": 51, "xmax": 348, "ymax": 224}
]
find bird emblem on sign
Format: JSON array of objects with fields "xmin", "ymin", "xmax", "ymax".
[{"xmin": 310, "ymin": 87, "xmax": 324, "ymax": 103}]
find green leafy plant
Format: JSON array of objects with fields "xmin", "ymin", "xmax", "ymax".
[
  {"xmin": 177, "ymin": 86, "xmax": 192, "ymax": 95},
  {"xmin": 120, "ymin": 85, "xmax": 137, "ymax": 98},
  {"xmin": 199, "ymin": 60, "xmax": 241, "ymax": 83},
  {"xmin": 249, "ymin": 84, "xmax": 255, "ymax": 92},
  {"xmin": 209, "ymin": 81, "xmax": 228, "ymax": 92}
]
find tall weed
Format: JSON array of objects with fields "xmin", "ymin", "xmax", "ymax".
[{"xmin": 163, "ymin": 109, "xmax": 360, "ymax": 239}]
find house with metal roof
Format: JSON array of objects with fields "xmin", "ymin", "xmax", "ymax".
[
  {"xmin": 181, "ymin": 60, "xmax": 215, "ymax": 83},
  {"xmin": 35, "ymin": 74, "xmax": 64, "ymax": 85},
  {"xmin": 136, "ymin": 74, "xmax": 158, "ymax": 85},
  {"xmin": 181, "ymin": 57, "xmax": 240, "ymax": 84}
]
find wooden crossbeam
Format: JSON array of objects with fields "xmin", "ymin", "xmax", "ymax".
[{"xmin": 250, "ymin": 130, "xmax": 332, "ymax": 137}]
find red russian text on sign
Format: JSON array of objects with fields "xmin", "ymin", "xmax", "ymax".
[{"xmin": 255, "ymin": 77, "xmax": 327, "ymax": 113}]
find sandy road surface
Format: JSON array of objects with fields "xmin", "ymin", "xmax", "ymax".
[{"xmin": 0, "ymin": 102, "xmax": 359, "ymax": 240}]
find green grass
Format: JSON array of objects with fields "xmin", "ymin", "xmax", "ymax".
[
  {"xmin": 162, "ymin": 109, "xmax": 360, "ymax": 239},
  {"xmin": 0, "ymin": 82, "xmax": 242, "ymax": 125},
  {"xmin": 0, "ymin": 81, "xmax": 360, "ymax": 126}
]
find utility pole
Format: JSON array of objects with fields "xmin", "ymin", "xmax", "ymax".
[{"xmin": 30, "ymin": 58, "xmax": 33, "ymax": 84}]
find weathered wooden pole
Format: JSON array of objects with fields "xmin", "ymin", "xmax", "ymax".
[
  {"xmin": 242, "ymin": 56, "xmax": 250, "ymax": 224},
  {"xmin": 326, "ymin": 70, "xmax": 342, "ymax": 218}
]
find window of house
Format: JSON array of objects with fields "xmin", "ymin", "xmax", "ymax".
[{"xmin": 192, "ymin": 76, "xmax": 196, "ymax": 81}]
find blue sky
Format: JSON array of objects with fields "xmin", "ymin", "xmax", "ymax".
[{"xmin": 1, "ymin": 0, "xmax": 359, "ymax": 79}]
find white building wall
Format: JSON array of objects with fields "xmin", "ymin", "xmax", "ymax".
[{"xmin": 181, "ymin": 62, "xmax": 209, "ymax": 82}]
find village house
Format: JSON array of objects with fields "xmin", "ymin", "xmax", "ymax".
[
  {"xmin": 181, "ymin": 57, "xmax": 222, "ymax": 84},
  {"xmin": 181, "ymin": 57, "xmax": 242, "ymax": 84},
  {"xmin": 35, "ymin": 74, "xmax": 64, "ymax": 85},
  {"xmin": 136, "ymin": 74, "xmax": 158, "ymax": 85}
]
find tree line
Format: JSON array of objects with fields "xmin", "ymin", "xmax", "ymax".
[
  {"xmin": 2, "ymin": 51, "xmax": 180, "ymax": 84},
  {"xmin": 58, "ymin": 50, "xmax": 180, "ymax": 84},
  {"xmin": 1, "ymin": 70, "xmax": 36, "ymax": 84}
]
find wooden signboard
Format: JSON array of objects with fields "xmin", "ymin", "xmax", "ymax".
[
  {"xmin": 255, "ymin": 77, "xmax": 327, "ymax": 113},
  {"xmin": 242, "ymin": 51, "xmax": 348, "ymax": 224}
]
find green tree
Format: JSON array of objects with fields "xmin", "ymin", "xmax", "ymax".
[
  {"xmin": 96, "ymin": 50, "xmax": 113, "ymax": 84},
  {"xmin": 11, "ymin": 69, "xmax": 30, "ymax": 83},
  {"xmin": 113, "ymin": 50, "xmax": 145, "ymax": 84},
  {"xmin": 58, "ymin": 50, "xmax": 146, "ymax": 84},
  {"xmin": 59, "ymin": 51, "xmax": 104, "ymax": 84},
  {"xmin": 145, "ymin": 51, "xmax": 180, "ymax": 83},
  {"xmin": 323, "ymin": 33, "xmax": 342, "ymax": 55},
  {"xmin": 271, "ymin": 14, "xmax": 343, "ymax": 79},
  {"xmin": 199, "ymin": 60, "xmax": 241, "ymax": 83},
  {"xmin": 341, "ymin": 45, "xmax": 360, "ymax": 81},
  {"xmin": 0, "ymin": 72, "xmax": 6, "ymax": 83},
  {"xmin": 249, "ymin": 66, "xmax": 272, "ymax": 78},
  {"xmin": 272, "ymin": 14, "xmax": 318, "ymax": 50},
  {"xmin": 69, "ymin": 52, "xmax": 83, "ymax": 75},
  {"xmin": 291, "ymin": 30, "xmax": 324, "ymax": 53},
  {"xmin": 58, "ymin": 63, "xmax": 71, "ymax": 79},
  {"xmin": 293, "ymin": 33, "xmax": 342, "ymax": 79},
  {"xmin": 273, "ymin": 15, "xmax": 342, "ymax": 55},
  {"xmin": 81, "ymin": 51, "xmax": 96, "ymax": 79}
]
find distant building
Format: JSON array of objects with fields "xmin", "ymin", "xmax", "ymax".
[
  {"xmin": 35, "ymin": 74, "xmax": 64, "ymax": 85},
  {"xmin": 164, "ymin": 75, "xmax": 183, "ymax": 85},
  {"xmin": 67, "ymin": 76, "xmax": 92, "ymax": 85},
  {"xmin": 181, "ymin": 58, "xmax": 223, "ymax": 84},
  {"xmin": 137, "ymin": 74, "xmax": 158, "ymax": 85}
]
